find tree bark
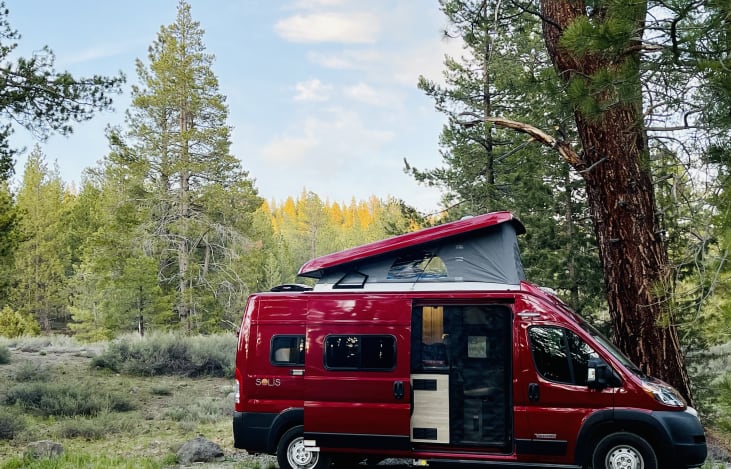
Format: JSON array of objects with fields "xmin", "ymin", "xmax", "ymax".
[{"xmin": 538, "ymin": 0, "xmax": 693, "ymax": 403}]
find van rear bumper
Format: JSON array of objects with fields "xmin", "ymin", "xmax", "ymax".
[{"xmin": 232, "ymin": 411, "xmax": 276, "ymax": 453}]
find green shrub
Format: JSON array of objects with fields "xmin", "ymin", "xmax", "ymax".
[
  {"xmin": 5, "ymin": 382, "xmax": 134, "ymax": 417},
  {"xmin": 150, "ymin": 384, "xmax": 173, "ymax": 396},
  {"xmin": 0, "ymin": 344, "xmax": 9, "ymax": 365},
  {"xmin": 0, "ymin": 407, "xmax": 26, "ymax": 440},
  {"xmin": 164, "ymin": 396, "xmax": 229, "ymax": 424},
  {"xmin": 92, "ymin": 332, "xmax": 236, "ymax": 378},
  {"xmin": 0, "ymin": 306, "xmax": 40, "ymax": 338},
  {"xmin": 12, "ymin": 361, "xmax": 49, "ymax": 382},
  {"xmin": 58, "ymin": 413, "xmax": 135, "ymax": 440}
]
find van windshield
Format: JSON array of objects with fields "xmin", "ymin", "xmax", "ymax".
[{"xmin": 580, "ymin": 322, "xmax": 646, "ymax": 378}]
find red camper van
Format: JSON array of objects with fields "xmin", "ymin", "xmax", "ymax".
[{"xmin": 232, "ymin": 212, "xmax": 706, "ymax": 469}]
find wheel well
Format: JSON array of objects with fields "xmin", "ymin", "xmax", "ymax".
[
  {"xmin": 576, "ymin": 420, "xmax": 670, "ymax": 467},
  {"xmin": 267, "ymin": 409, "xmax": 304, "ymax": 453}
]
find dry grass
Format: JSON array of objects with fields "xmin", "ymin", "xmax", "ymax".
[{"xmin": 0, "ymin": 336, "xmax": 261, "ymax": 468}]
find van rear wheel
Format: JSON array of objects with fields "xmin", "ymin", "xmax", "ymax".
[
  {"xmin": 591, "ymin": 432, "xmax": 657, "ymax": 469},
  {"xmin": 276, "ymin": 425, "xmax": 330, "ymax": 469}
]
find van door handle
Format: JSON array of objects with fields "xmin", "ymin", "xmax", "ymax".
[
  {"xmin": 528, "ymin": 382, "xmax": 540, "ymax": 402},
  {"xmin": 393, "ymin": 380, "xmax": 405, "ymax": 400}
]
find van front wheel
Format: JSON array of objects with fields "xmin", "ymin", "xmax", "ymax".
[
  {"xmin": 591, "ymin": 432, "xmax": 657, "ymax": 469},
  {"xmin": 277, "ymin": 425, "xmax": 330, "ymax": 469}
]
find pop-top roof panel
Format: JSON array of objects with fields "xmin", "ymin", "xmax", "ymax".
[{"xmin": 297, "ymin": 211, "xmax": 525, "ymax": 280}]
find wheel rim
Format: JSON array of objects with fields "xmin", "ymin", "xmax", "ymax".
[
  {"xmin": 287, "ymin": 435, "xmax": 319, "ymax": 469},
  {"xmin": 605, "ymin": 444, "xmax": 644, "ymax": 469}
]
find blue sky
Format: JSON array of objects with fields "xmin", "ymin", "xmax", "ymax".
[{"xmin": 7, "ymin": 1, "xmax": 462, "ymax": 213}]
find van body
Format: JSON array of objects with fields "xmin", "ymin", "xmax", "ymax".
[{"xmin": 233, "ymin": 212, "xmax": 706, "ymax": 469}]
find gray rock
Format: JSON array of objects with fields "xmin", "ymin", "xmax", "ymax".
[
  {"xmin": 26, "ymin": 440, "xmax": 63, "ymax": 459},
  {"xmin": 177, "ymin": 436, "xmax": 224, "ymax": 464}
]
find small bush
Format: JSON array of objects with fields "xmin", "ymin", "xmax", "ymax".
[
  {"xmin": 92, "ymin": 332, "xmax": 236, "ymax": 378},
  {"xmin": 150, "ymin": 385, "xmax": 173, "ymax": 396},
  {"xmin": 58, "ymin": 413, "xmax": 135, "ymax": 440},
  {"xmin": 164, "ymin": 396, "xmax": 229, "ymax": 424},
  {"xmin": 5, "ymin": 382, "xmax": 134, "ymax": 417},
  {"xmin": 0, "ymin": 407, "xmax": 26, "ymax": 440},
  {"xmin": 0, "ymin": 344, "xmax": 9, "ymax": 364},
  {"xmin": 12, "ymin": 361, "xmax": 50, "ymax": 382}
]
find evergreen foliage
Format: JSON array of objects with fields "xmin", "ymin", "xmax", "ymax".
[
  {"xmin": 411, "ymin": 0, "xmax": 605, "ymax": 317},
  {"xmin": 71, "ymin": 1, "xmax": 262, "ymax": 333},
  {"xmin": 0, "ymin": 181, "xmax": 16, "ymax": 305},
  {"xmin": 10, "ymin": 147, "xmax": 71, "ymax": 332},
  {"xmin": 0, "ymin": 1, "xmax": 123, "ymax": 180},
  {"xmin": 0, "ymin": 306, "xmax": 40, "ymax": 338}
]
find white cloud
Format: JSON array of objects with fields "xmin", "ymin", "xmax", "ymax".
[
  {"xmin": 390, "ymin": 35, "xmax": 464, "ymax": 87},
  {"xmin": 307, "ymin": 49, "xmax": 381, "ymax": 70},
  {"xmin": 343, "ymin": 82, "xmax": 403, "ymax": 108},
  {"xmin": 294, "ymin": 79, "xmax": 331, "ymax": 102},
  {"xmin": 343, "ymin": 83, "xmax": 378, "ymax": 105},
  {"xmin": 261, "ymin": 135, "xmax": 318, "ymax": 164},
  {"xmin": 275, "ymin": 12, "xmax": 380, "ymax": 44},
  {"xmin": 259, "ymin": 108, "xmax": 395, "ymax": 170}
]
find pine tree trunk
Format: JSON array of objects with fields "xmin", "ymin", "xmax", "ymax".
[{"xmin": 539, "ymin": 0, "xmax": 693, "ymax": 403}]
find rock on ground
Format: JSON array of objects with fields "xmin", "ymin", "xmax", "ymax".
[
  {"xmin": 26, "ymin": 440, "xmax": 64, "ymax": 459},
  {"xmin": 177, "ymin": 436, "xmax": 224, "ymax": 464}
]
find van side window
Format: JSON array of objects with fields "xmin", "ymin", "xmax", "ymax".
[
  {"xmin": 529, "ymin": 326, "xmax": 598, "ymax": 385},
  {"xmin": 270, "ymin": 335, "xmax": 305, "ymax": 366},
  {"xmin": 325, "ymin": 335, "xmax": 396, "ymax": 371}
]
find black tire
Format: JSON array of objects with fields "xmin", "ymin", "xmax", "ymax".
[
  {"xmin": 591, "ymin": 432, "xmax": 658, "ymax": 469},
  {"xmin": 276, "ymin": 425, "xmax": 330, "ymax": 469}
]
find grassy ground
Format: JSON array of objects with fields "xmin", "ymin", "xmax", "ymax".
[
  {"xmin": 1, "ymin": 336, "xmax": 729, "ymax": 468},
  {"xmin": 0, "ymin": 337, "xmax": 276, "ymax": 469}
]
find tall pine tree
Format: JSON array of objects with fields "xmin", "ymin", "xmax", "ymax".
[
  {"xmin": 106, "ymin": 1, "xmax": 261, "ymax": 331},
  {"xmin": 11, "ymin": 146, "xmax": 69, "ymax": 331},
  {"xmin": 411, "ymin": 0, "xmax": 604, "ymax": 317}
]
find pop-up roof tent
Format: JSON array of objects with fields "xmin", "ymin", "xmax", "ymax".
[{"xmin": 298, "ymin": 211, "xmax": 526, "ymax": 290}]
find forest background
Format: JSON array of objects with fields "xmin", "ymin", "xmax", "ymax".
[{"xmin": 0, "ymin": 0, "xmax": 731, "ymax": 459}]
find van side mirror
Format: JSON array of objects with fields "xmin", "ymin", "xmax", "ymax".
[{"xmin": 587, "ymin": 357, "xmax": 620, "ymax": 390}]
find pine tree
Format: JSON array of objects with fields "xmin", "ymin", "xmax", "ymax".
[
  {"xmin": 68, "ymin": 170, "xmax": 173, "ymax": 339},
  {"xmin": 0, "ymin": 1, "xmax": 123, "ymax": 180},
  {"xmin": 107, "ymin": 1, "xmax": 260, "ymax": 331},
  {"xmin": 0, "ymin": 181, "xmax": 16, "ymax": 308},
  {"xmin": 11, "ymin": 146, "xmax": 69, "ymax": 331},
  {"xmin": 412, "ymin": 0, "xmax": 604, "ymax": 316}
]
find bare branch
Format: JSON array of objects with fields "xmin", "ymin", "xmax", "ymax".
[{"xmin": 458, "ymin": 112, "xmax": 586, "ymax": 170}]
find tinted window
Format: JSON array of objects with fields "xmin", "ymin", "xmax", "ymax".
[
  {"xmin": 325, "ymin": 335, "xmax": 396, "ymax": 370},
  {"xmin": 271, "ymin": 335, "xmax": 305, "ymax": 366},
  {"xmin": 529, "ymin": 326, "xmax": 598, "ymax": 385}
]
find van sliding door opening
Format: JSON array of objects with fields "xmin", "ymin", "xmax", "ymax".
[{"xmin": 410, "ymin": 304, "xmax": 512, "ymax": 451}]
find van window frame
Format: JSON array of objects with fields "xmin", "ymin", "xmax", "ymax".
[
  {"xmin": 270, "ymin": 334, "xmax": 305, "ymax": 367},
  {"xmin": 323, "ymin": 334, "xmax": 397, "ymax": 371},
  {"xmin": 527, "ymin": 325, "xmax": 599, "ymax": 386}
]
